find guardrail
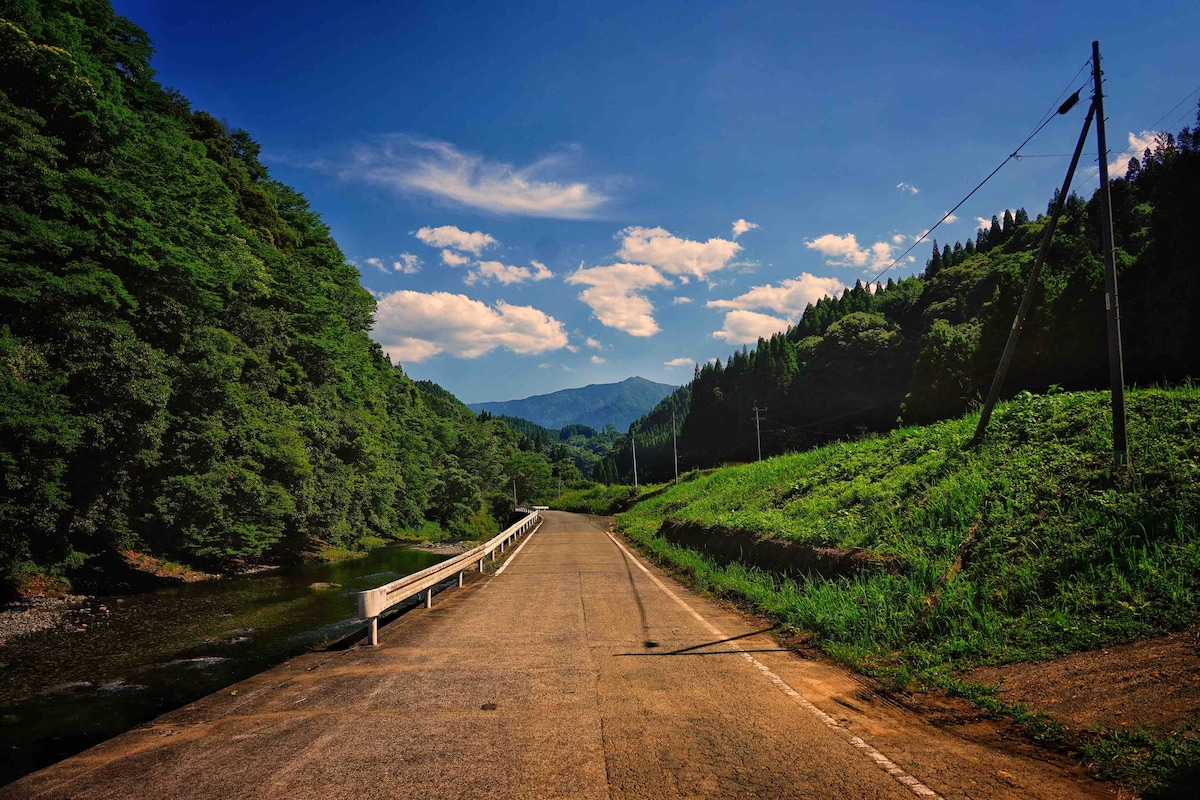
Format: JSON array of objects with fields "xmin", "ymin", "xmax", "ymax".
[{"xmin": 357, "ymin": 511, "xmax": 541, "ymax": 645}]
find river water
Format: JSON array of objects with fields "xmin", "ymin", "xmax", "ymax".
[{"xmin": 0, "ymin": 546, "xmax": 450, "ymax": 785}]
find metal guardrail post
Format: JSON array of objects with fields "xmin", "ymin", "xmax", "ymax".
[{"xmin": 356, "ymin": 512, "xmax": 541, "ymax": 645}]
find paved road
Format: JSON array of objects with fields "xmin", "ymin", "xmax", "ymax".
[{"xmin": 4, "ymin": 512, "xmax": 1111, "ymax": 799}]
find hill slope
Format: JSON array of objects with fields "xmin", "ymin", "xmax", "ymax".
[
  {"xmin": 616, "ymin": 386, "xmax": 1200, "ymax": 795},
  {"xmin": 468, "ymin": 376, "xmax": 675, "ymax": 431}
]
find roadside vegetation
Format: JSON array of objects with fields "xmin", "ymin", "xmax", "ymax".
[
  {"xmin": 617, "ymin": 386, "xmax": 1199, "ymax": 795},
  {"xmin": 554, "ymin": 483, "xmax": 667, "ymax": 516}
]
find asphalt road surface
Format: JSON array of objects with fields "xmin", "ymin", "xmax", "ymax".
[{"xmin": 3, "ymin": 511, "xmax": 1112, "ymax": 799}]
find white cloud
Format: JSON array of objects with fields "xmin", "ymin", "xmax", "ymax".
[
  {"xmin": 891, "ymin": 233, "xmax": 905, "ymax": 244},
  {"xmin": 466, "ymin": 259, "xmax": 554, "ymax": 286},
  {"xmin": 805, "ymin": 233, "xmax": 895, "ymax": 272},
  {"xmin": 364, "ymin": 257, "xmax": 387, "ymax": 273},
  {"xmin": 731, "ymin": 219, "xmax": 759, "ymax": 239},
  {"xmin": 441, "ymin": 249, "xmax": 471, "ymax": 267},
  {"xmin": 713, "ymin": 309, "xmax": 792, "ymax": 344},
  {"xmin": 538, "ymin": 363, "xmax": 552, "ymax": 369},
  {"xmin": 975, "ymin": 210, "xmax": 1014, "ymax": 231},
  {"xmin": 664, "ymin": 357, "xmax": 695, "ymax": 368},
  {"xmin": 585, "ymin": 337, "xmax": 604, "ymax": 350},
  {"xmin": 944, "ymin": 212, "xmax": 958, "ymax": 224},
  {"xmin": 565, "ymin": 262, "xmax": 671, "ymax": 337},
  {"xmin": 617, "ymin": 226, "xmax": 742, "ymax": 280},
  {"xmin": 672, "ymin": 296, "xmax": 693, "ymax": 305},
  {"xmin": 590, "ymin": 355, "xmax": 606, "ymax": 365},
  {"xmin": 897, "ymin": 182, "xmax": 920, "ymax": 195},
  {"xmin": 415, "ymin": 225, "xmax": 497, "ymax": 255},
  {"xmin": 373, "ymin": 290, "xmax": 568, "ymax": 362},
  {"xmin": 344, "ymin": 136, "xmax": 609, "ymax": 219},
  {"xmin": 708, "ymin": 273, "xmax": 846, "ymax": 316},
  {"xmin": 1111, "ymin": 130, "xmax": 1159, "ymax": 176},
  {"xmin": 395, "ymin": 253, "xmax": 421, "ymax": 274}
]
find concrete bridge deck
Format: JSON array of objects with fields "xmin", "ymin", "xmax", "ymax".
[{"xmin": 3, "ymin": 511, "xmax": 1110, "ymax": 799}]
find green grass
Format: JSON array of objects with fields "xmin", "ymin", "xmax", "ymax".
[
  {"xmin": 616, "ymin": 387, "xmax": 1200, "ymax": 795},
  {"xmin": 553, "ymin": 482, "xmax": 667, "ymax": 515}
]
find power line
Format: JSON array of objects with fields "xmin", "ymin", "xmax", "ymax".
[
  {"xmin": 868, "ymin": 73, "xmax": 1092, "ymax": 285},
  {"xmin": 1069, "ymin": 81, "xmax": 1200, "ymax": 195}
]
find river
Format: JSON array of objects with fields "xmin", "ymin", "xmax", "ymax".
[{"xmin": 0, "ymin": 546, "xmax": 450, "ymax": 785}]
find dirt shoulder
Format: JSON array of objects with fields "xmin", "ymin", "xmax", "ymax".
[{"xmin": 967, "ymin": 625, "xmax": 1200, "ymax": 736}]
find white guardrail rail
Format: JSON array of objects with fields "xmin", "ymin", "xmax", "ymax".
[{"xmin": 357, "ymin": 511, "xmax": 541, "ymax": 645}]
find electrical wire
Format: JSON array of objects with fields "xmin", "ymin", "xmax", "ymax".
[
  {"xmin": 867, "ymin": 70, "xmax": 1092, "ymax": 285},
  {"xmin": 1069, "ymin": 84, "xmax": 1200, "ymax": 195}
]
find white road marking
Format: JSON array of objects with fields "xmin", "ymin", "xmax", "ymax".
[
  {"xmin": 605, "ymin": 531, "xmax": 943, "ymax": 800},
  {"xmin": 495, "ymin": 521, "xmax": 543, "ymax": 575}
]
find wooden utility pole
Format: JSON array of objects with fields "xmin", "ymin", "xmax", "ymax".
[
  {"xmin": 1092, "ymin": 40, "xmax": 1130, "ymax": 468},
  {"xmin": 631, "ymin": 435, "xmax": 638, "ymax": 488},
  {"xmin": 671, "ymin": 408, "xmax": 679, "ymax": 484},
  {"xmin": 973, "ymin": 96, "xmax": 1095, "ymax": 443},
  {"xmin": 752, "ymin": 403, "xmax": 766, "ymax": 461}
]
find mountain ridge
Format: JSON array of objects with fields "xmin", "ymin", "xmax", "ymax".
[{"xmin": 468, "ymin": 376, "xmax": 676, "ymax": 432}]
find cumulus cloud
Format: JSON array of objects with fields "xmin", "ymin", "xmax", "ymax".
[
  {"xmin": 732, "ymin": 219, "xmax": 759, "ymax": 239},
  {"xmin": 566, "ymin": 262, "xmax": 671, "ymax": 337},
  {"xmin": 664, "ymin": 357, "xmax": 695, "ymax": 368},
  {"xmin": 708, "ymin": 273, "xmax": 846, "ymax": 316},
  {"xmin": 713, "ymin": 309, "xmax": 792, "ymax": 344},
  {"xmin": 672, "ymin": 296, "xmax": 693, "ymax": 305},
  {"xmin": 897, "ymin": 182, "xmax": 920, "ymax": 195},
  {"xmin": 364, "ymin": 257, "xmax": 387, "ymax": 273},
  {"xmin": 373, "ymin": 290, "xmax": 568, "ymax": 362},
  {"xmin": 395, "ymin": 253, "xmax": 421, "ymax": 274},
  {"xmin": 975, "ymin": 210, "xmax": 1013, "ymax": 231},
  {"xmin": 1112, "ymin": 130, "xmax": 1160, "ymax": 176},
  {"xmin": 343, "ymin": 136, "xmax": 609, "ymax": 219},
  {"xmin": 944, "ymin": 212, "xmax": 958, "ymax": 223},
  {"xmin": 585, "ymin": 337, "xmax": 604, "ymax": 350},
  {"xmin": 415, "ymin": 225, "xmax": 497, "ymax": 255},
  {"xmin": 441, "ymin": 249, "xmax": 471, "ymax": 267},
  {"xmin": 466, "ymin": 259, "xmax": 554, "ymax": 286},
  {"xmin": 590, "ymin": 355, "xmax": 606, "ymax": 365},
  {"xmin": 805, "ymin": 233, "xmax": 895, "ymax": 272},
  {"xmin": 617, "ymin": 226, "xmax": 742, "ymax": 280}
]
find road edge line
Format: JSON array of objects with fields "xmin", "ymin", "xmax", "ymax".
[
  {"xmin": 604, "ymin": 530, "xmax": 942, "ymax": 800},
  {"xmin": 495, "ymin": 521, "xmax": 543, "ymax": 575}
]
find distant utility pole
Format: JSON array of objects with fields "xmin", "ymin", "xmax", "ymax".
[
  {"xmin": 631, "ymin": 436, "xmax": 639, "ymax": 488},
  {"xmin": 512, "ymin": 476, "xmax": 518, "ymax": 507},
  {"xmin": 752, "ymin": 403, "xmax": 766, "ymax": 461},
  {"xmin": 1092, "ymin": 40, "xmax": 1130, "ymax": 468},
  {"xmin": 671, "ymin": 407, "xmax": 680, "ymax": 485}
]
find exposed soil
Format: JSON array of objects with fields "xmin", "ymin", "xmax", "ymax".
[
  {"xmin": 656, "ymin": 518, "xmax": 904, "ymax": 579},
  {"xmin": 967, "ymin": 625, "xmax": 1200, "ymax": 735},
  {"xmin": 407, "ymin": 540, "xmax": 475, "ymax": 555}
]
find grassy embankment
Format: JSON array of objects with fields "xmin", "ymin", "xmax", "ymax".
[
  {"xmin": 555, "ymin": 483, "xmax": 670, "ymax": 516},
  {"xmin": 616, "ymin": 387, "xmax": 1199, "ymax": 795}
]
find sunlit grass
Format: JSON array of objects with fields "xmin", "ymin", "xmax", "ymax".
[{"xmin": 617, "ymin": 387, "xmax": 1200, "ymax": 793}]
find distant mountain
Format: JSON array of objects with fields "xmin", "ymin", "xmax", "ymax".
[{"xmin": 468, "ymin": 377, "xmax": 677, "ymax": 432}]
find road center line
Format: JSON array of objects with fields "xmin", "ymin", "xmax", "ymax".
[
  {"xmin": 495, "ymin": 521, "xmax": 543, "ymax": 575},
  {"xmin": 604, "ymin": 530, "xmax": 942, "ymax": 800}
]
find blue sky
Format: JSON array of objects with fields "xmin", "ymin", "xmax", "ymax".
[{"xmin": 112, "ymin": 0, "xmax": 1200, "ymax": 403}]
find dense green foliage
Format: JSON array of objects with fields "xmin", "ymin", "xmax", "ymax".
[
  {"xmin": 618, "ymin": 387, "xmax": 1200, "ymax": 794},
  {"xmin": 0, "ymin": 1, "xmax": 559, "ymax": 581},
  {"xmin": 595, "ymin": 384, "xmax": 690, "ymax": 484},
  {"xmin": 467, "ymin": 376, "xmax": 676, "ymax": 431},
  {"xmin": 606, "ymin": 114, "xmax": 1199, "ymax": 478},
  {"xmin": 486, "ymin": 413, "xmax": 617, "ymax": 481}
]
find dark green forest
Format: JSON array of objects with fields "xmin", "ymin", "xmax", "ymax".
[
  {"xmin": 0, "ymin": 0, "xmax": 563, "ymax": 584},
  {"xmin": 606, "ymin": 114, "xmax": 1200, "ymax": 482}
]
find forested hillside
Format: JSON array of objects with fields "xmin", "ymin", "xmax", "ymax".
[
  {"xmin": 0, "ymin": 0, "xmax": 558, "ymax": 585},
  {"xmin": 606, "ymin": 115, "xmax": 1200, "ymax": 482},
  {"xmin": 467, "ymin": 376, "xmax": 675, "ymax": 431}
]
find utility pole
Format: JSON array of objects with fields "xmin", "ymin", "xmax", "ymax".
[
  {"xmin": 752, "ymin": 403, "xmax": 766, "ymax": 461},
  {"xmin": 1092, "ymin": 40, "xmax": 1130, "ymax": 468},
  {"xmin": 974, "ymin": 92, "xmax": 1095, "ymax": 443},
  {"xmin": 631, "ymin": 435, "xmax": 639, "ymax": 488},
  {"xmin": 671, "ymin": 407, "xmax": 679, "ymax": 485},
  {"xmin": 512, "ymin": 475, "xmax": 518, "ymax": 507}
]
